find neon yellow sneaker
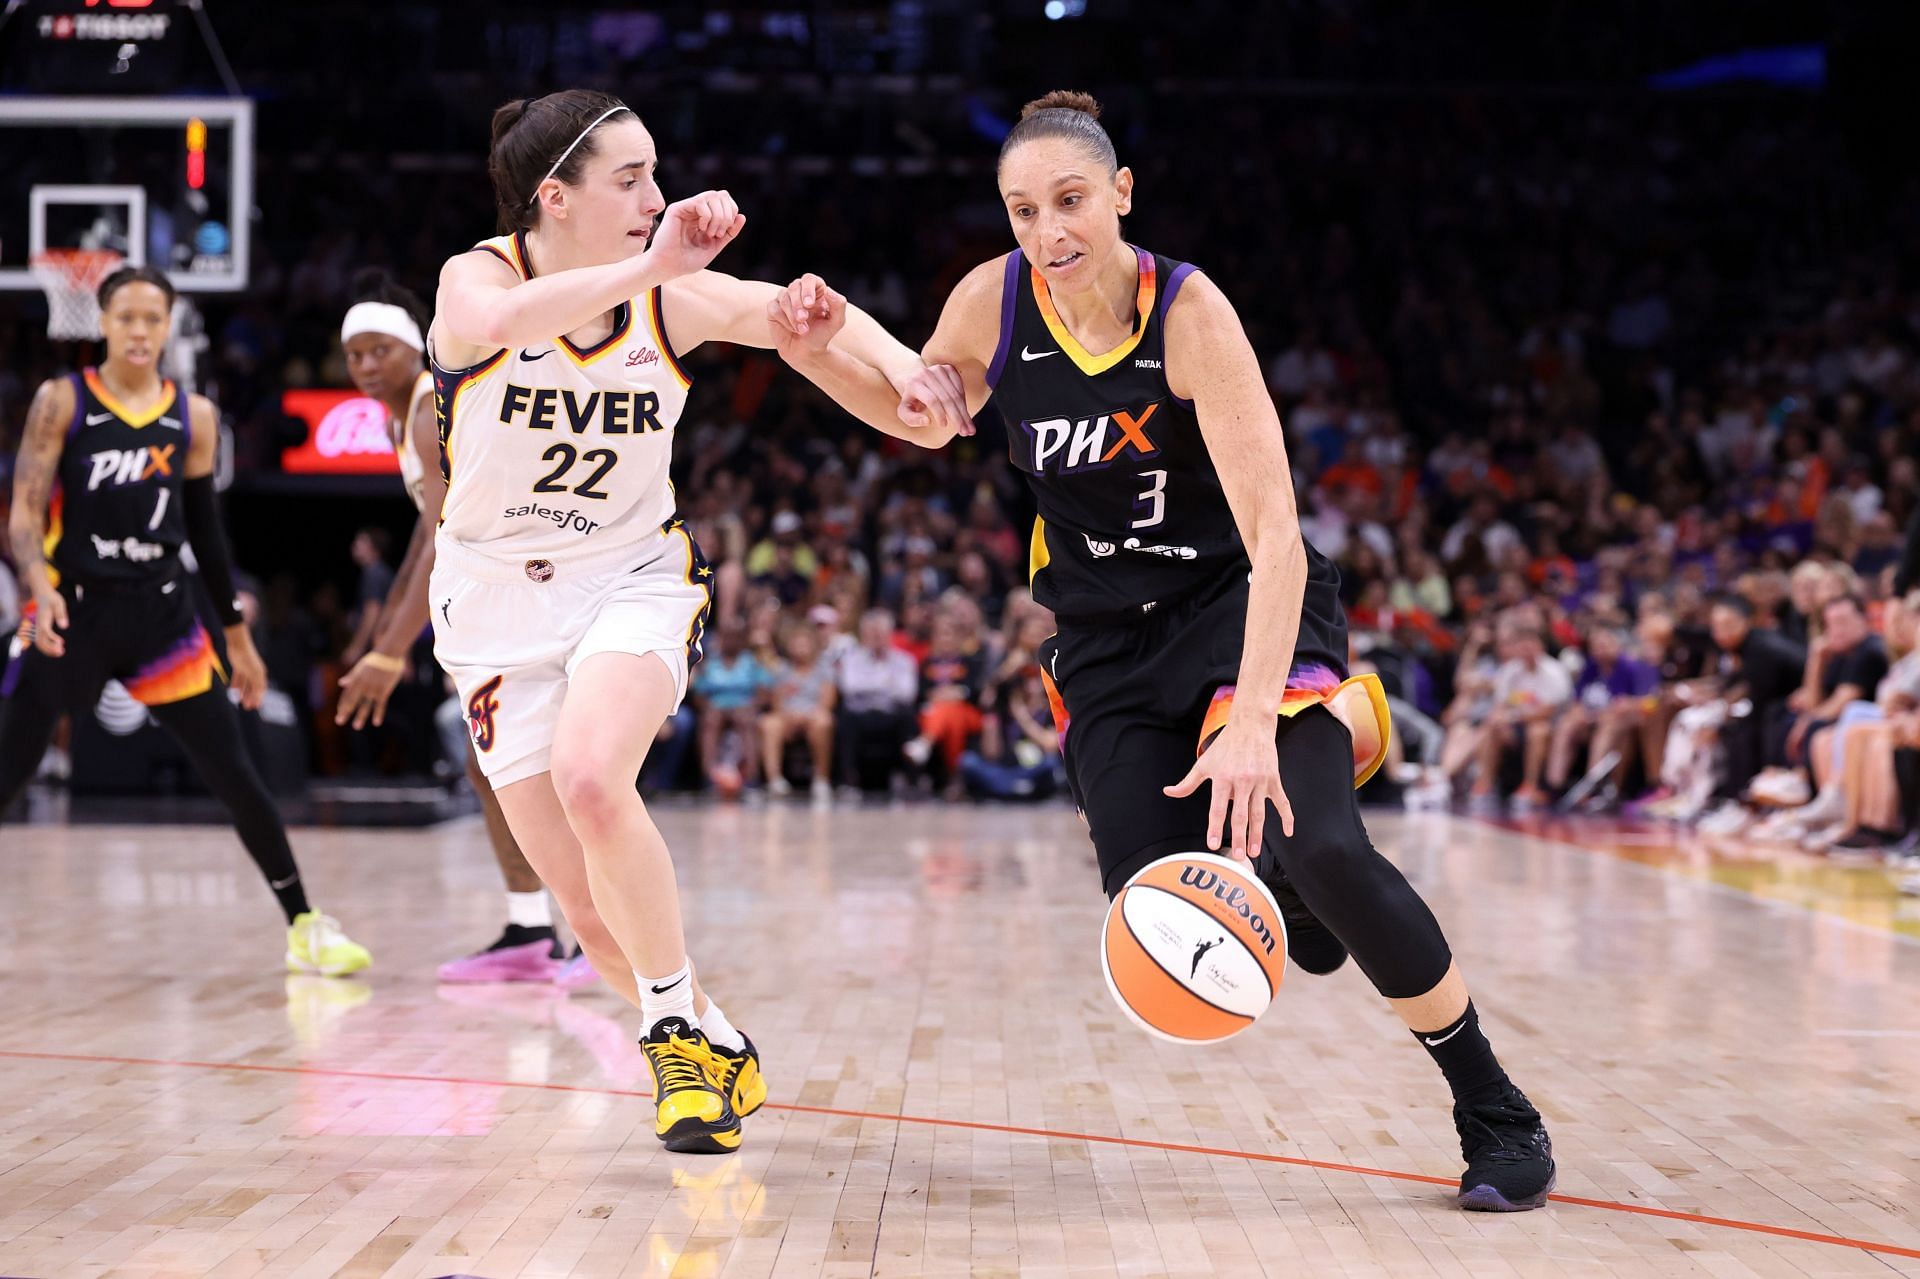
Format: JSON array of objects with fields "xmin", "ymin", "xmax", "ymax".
[
  {"xmin": 641, "ymin": 1018, "xmax": 741, "ymax": 1154},
  {"xmin": 286, "ymin": 911, "xmax": 372, "ymax": 977},
  {"xmin": 704, "ymin": 1033, "xmax": 766, "ymax": 1118}
]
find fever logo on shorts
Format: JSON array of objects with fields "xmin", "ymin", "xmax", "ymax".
[{"xmin": 466, "ymin": 675, "xmax": 504, "ymax": 752}]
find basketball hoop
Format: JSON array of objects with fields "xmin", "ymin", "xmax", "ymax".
[{"xmin": 29, "ymin": 248, "xmax": 124, "ymax": 340}]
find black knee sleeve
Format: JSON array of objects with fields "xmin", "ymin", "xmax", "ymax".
[{"xmin": 1267, "ymin": 707, "xmax": 1453, "ymax": 999}]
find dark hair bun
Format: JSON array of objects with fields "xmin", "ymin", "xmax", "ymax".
[
  {"xmin": 490, "ymin": 99, "xmax": 529, "ymax": 146},
  {"xmin": 1021, "ymin": 90, "xmax": 1102, "ymax": 121}
]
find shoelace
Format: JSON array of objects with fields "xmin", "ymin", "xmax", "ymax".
[
  {"xmin": 649, "ymin": 1035, "xmax": 718, "ymax": 1092},
  {"xmin": 1458, "ymin": 1105, "xmax": 1544, "ymax": 1163},
  {"xmin": 675, "ymin": 1036, "xmax": 739, "ymax": 1086}
]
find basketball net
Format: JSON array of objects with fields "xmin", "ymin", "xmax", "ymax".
[{"xmin": 30, "ymin": 248, "xmax": 124, "ymax": 341}]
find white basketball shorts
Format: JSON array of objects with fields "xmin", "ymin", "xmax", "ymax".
[{"xmin": 429, "ymin": 519, "xmax": 712, "ymax": 786}]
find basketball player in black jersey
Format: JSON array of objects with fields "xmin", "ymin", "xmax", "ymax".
[
  {"xmin": 3, "ymin": 265, "xmax": 372, "ymax": 977},
  {"xmin": 769, "ymin": 92, "xmax": 1555, "ymax": 1211}
]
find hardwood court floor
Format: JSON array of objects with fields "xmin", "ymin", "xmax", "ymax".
[{"xmin": 2, "ymin": 803, "xmax": 1918, "ymax": 1278}]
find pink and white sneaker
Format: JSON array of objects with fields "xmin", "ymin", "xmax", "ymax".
[
  {"xmin": 553, "ymin": 947, "xmax": 599, "ymax": 990},
  {"xmin": 436, "ymin": 926, "xmax": 564, "ymax": 984}
]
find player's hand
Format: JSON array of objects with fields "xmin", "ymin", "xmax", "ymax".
[
  {"xmin": 28, "ymin": 585, "xmax": 68, "ymax": 658},
  {"xmin": 336, "ymin": 653, "xmax": 407, "ymax": 729},
  {"xmin": 224, "ymin": 624, "xmax": 269, "ymax": 712},
  {"xmin": 767, "ymin": 273, "xmax": 847, "ymax": 356},
  {"xmin": 644, "ymin": 190, "xmax": 746, "ymax": 279},
  {"xmin": 1163, "ymin": 716, "xmax": 1292, "ymax": 865},
  {"xmin": 898, "ymin": 363, "xmax": 975, "ymax": 439}
]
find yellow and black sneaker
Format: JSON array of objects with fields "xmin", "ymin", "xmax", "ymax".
[
  {"xmin": 705, "ymin": 1033, "xmax": 767, "ymax": 1118},
  {"xmin": 641, "ymin": 1017, "xmax": 741, "ymax": 1154}
]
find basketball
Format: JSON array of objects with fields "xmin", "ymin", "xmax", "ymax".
[{"xmin": 1101, "ymin": 852, "xmax": 1289, "ymax": 1044}]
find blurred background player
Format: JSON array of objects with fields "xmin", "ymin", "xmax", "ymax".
[
  {"xmin": 2, "ymin": 265, "xmax": 371, "ymax": 977},
  {"xmin": 332, "ymin": 269, "xmax": 595, "ymax": 987}
]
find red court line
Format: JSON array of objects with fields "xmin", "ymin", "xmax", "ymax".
[{"xmin": 2, "ymin": 1047, "xmax": 1916, "ymax": 1262}]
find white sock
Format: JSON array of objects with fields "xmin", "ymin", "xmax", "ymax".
[
  {"xmin": 699, "ymin": 998, "xmax": 746, "ymax": 1052},
  {"xmin": 506, "ymin": 890, "xmax": 552, "ymax": 930},
  {"xmin": 638, "ymin": 961, "xmax": 698, "ymax": 1034}
]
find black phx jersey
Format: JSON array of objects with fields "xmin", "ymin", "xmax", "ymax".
[
  {"xmin": 986, "ymin": 246, "xmax": 1344, "ymax": 661},
  {"xmin": 48, "ymin": 369, "xmax": 192, "ymax": 587}
]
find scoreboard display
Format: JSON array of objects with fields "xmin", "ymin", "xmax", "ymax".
[{"xmin": 15, "ymin": 0, "xmax": 188, "ymax": 92}]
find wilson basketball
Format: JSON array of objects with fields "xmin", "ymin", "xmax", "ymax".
[{"xmin": 1101, "ymin": 852, "xmax": 1289, "ymax": 1044}]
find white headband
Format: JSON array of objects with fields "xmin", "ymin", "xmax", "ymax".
[
  {"xmin": 535, "ymin": 105, "xmax": 630, "ymax": 200},
  {"xmin": 341, "ymin": 301, "xmax": 423, "ymax": 352}
]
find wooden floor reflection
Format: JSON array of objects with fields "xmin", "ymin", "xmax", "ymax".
[{"xmin": 2, "ymin": 804, "xmax": 1917, "ymax": 1277}]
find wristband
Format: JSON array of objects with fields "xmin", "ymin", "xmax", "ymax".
[{"xmin": 359, "ymin": 652, "xmax": 406, "ymax": 673}]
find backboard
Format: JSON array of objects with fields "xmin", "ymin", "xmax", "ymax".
[{"xmin": 0, "ymin": 95, "xmax": 252, "ymax": 293}]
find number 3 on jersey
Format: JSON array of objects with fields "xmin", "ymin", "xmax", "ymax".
[
  {"xmin": 1131, "ymin": 468, "xmax": 1168, "ymax": 529},
  {"xmin": 534, "ymin": 443, "xmax": 617, "ymax": 498}
]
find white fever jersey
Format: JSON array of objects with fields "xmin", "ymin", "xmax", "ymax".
[
  {"xmin": 430, "ymin": 229, "xmax": 692, "ymax": 568},
  {"xmin": 395, "ymin": 369, "xmax": 432, "ymax": 512}
]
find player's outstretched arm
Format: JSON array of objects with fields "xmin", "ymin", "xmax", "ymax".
[
  {"xmin": 1160, "ymin": 272, "xmax": 1309, "ymax": 862},
  {"xmin": 760, "ymin": 260, "xmax": 1002, "ymax": 447},
  {"xmin": 764, "ymin": 273, "xmax": 975, "ymax": 447},
  {"xmin": 8, "ymin": 377, "xmax": 76, "ymax": 657},
  {"xmin": 182, "ymin": 395, "xmax": 267, "ymax": 710},
  {"xmin": 436, "ymin": 191, "xmax": 746, "ymax": 364},
  {"xmin": 663, "ymin": 268, "xmax": 971, "ymax": 447},
  {"xmin": 337, "ymin": 394, "xmax": 445, "ymax": 730}
]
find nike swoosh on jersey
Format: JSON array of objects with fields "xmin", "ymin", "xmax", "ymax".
[
  {"xmin": 1020, "ymin": 346, "xmax": 1058, "ymax": 362},
  {"xmin": 519, "ymin": 349, "xmax": 552, "ymax": 362},
  {"xmin": 85, "ymin": 412, "xmax": 115, "ymax": 425}
]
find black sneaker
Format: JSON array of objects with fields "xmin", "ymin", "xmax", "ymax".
[
  {"xmin": 487, "ymin": 923, "xmax": 563, "ymax": 958},
  {"xmin": 1454, "ymin": 1084, "xmax": 1556, "ymax": 1211},
  {"xmin": 1260, "ymin": 866, "xmax": 1349, "ymax": 976},
  {"xmin": 1832, "ymin": 827, "xmax": 1898, "ymax": 851}
]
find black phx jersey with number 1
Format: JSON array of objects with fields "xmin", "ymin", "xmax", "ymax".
[
  {"xmin": 50, "ymin": 369, "xmax": 192, "ymax": 587},
  {"xmin": 6, "ymin": 369, "xmax": 222, "ymax": 714}
]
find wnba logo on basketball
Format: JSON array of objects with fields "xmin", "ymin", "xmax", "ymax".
[
  {"xmin": 466, "ymin": 675, "xmax": 503, "ymax": 752},
  {"xmin": 1177, "ymin": 865, "xmax": 1277, "ymax": 955},
  {"xmin": 1103, "ymin": 853, "xmax": 1288, "ymax": 1043}
]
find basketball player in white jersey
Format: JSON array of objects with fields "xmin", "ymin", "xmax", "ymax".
[
  {"xmin": 430, "ymin": 89, "xmax": 966, "ymax": 1154},
  {"xmin": 334, "ymin": 271, "xmax": 596, "ymax": 989}
]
